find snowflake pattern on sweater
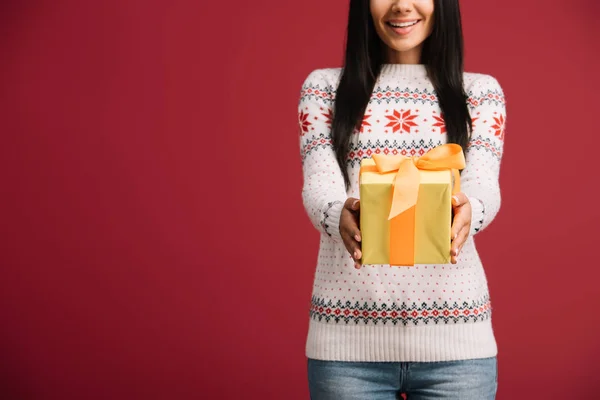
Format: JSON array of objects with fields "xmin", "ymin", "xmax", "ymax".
[{"xmin": 298, "ymin": 64, "xmax": 506, "ymax": 362}]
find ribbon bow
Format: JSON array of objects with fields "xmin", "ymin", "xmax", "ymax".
[{"xmin": 362, "ymin": 144, "xmax": 466, "ymax": 220}]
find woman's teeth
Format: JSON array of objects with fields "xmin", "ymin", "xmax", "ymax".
[{"xmin": 388, "ymin": 21, "xmax": 418, "ymax": 28}]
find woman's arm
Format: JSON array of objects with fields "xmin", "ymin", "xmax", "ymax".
[
  {"xmin": 298, "ymin": 69, "xmax": 349, "ymax": 243},
  {"xmin": 461, "ymin": 74, "xmax": 507, "ymax": 236}
]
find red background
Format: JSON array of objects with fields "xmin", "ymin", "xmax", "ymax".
[{"xmin": 1, "ymin": 0, "xmax": 599, "ymax": 398}]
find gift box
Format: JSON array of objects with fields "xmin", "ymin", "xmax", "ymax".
[{"xmin": 359, "ymin": 144, "xmax": 466, "ymax": 266}]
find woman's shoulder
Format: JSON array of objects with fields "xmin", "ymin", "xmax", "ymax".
[
  {"xmin": 300, "ymin": 67, "xmax": 343, "ymax": 89},
  {"xmin": 463, "ymin": 71, "xmax": 504, "ymax": 96}
]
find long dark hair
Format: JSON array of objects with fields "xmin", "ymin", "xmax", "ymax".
[{"xmin": 332, "ymin": 0, "xmax": 472, "ymax": 189}]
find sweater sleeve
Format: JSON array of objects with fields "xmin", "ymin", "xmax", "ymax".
[
  {"xmin": 461, "ymin": 74, "xmax": 507, "ymax": 236},
  {"xmin": 297, "ymin": 69, "xmax": 348, "ymax": 243}
]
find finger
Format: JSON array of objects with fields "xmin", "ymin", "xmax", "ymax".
[
  {"xmin": 353, "ymin": 246, "xmax": 363, "ymax": 269},
  {"xmin": 344, "ymin": 197, "xmax": 360, "ymax": 211},
  {"xmin": 343, "ymin": 210, "xmax": 362, "ymax": 244},
  {"xmin": 451, "ymin": 210, "xmax": 468, "ymax": 241},
  {"xmin": 343, "ymin": 235, "xmax": 362, "ymax": 269},
  {"xmin": 341, "ymin": 228, "xmax": 362, "ymax": 261},
  {"xmin": 348, "ymin": 231, "xmax": 363, "ymax": 270},
  {"xmin": 450, "ymin": 239, "xmax": 461, "ymax": 264},
  {"xmin": 451, "ymin": 225, "xmax": 469, "ymax": 258},
  {"xmin": 451, "ymin": 226, "xmax": 469, "ymax": 263},
  {"xmin": 344, "ymin": 220, "xmax": 362, "ymax": 244},
  {"xmin": 343, "ymin": 198, "xmax": 362, "ymax": 267},
  {"xmin": 353, "ymin": 246, "xmax": 362, "ymax": 261},
  {"xmin": 451, "ymin": 192, "xmax": 469, "ymax": 207}
]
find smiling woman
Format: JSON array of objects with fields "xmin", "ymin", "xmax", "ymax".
[
  {"xmin": 371, "ymin": 0, "xmax": 434, "ymax": 63},
  {"xmin": 298, "ymin": 0, "xmax": 506, "ymax": 399}
]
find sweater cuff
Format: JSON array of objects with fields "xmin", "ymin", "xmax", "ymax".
[
  {"xmin": 320, "ymin": 200, "xmax": 345, "ymax": 242},
  {"xmin": 467, "ymin": 195, "xmax": 485, "ymax": 236}
]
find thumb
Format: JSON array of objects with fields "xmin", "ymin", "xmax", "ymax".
[
  {"xmin": 451, "ymin": 192, "xmax": 468, "ymax": 207},
  {"xmin": 345, "ymin": 198, "xmax": 360, "ymax": 211}
]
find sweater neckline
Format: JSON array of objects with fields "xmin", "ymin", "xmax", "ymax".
[{"xmin": 380, "ymin": 63, "xmax": 428, "ymax": 79}]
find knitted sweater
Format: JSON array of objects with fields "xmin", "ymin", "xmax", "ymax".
[{"xmin": 297, "ymin": 63, "xmax": 506, "ymax": 362}]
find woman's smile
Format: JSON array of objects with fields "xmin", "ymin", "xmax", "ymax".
[{"xmin": 386, "ymin": 19, "xmax": 421, "ymax": 36}]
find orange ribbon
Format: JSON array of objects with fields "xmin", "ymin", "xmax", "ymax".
[{"xmin": 360, "ymin": 144, "xmax": 466, "ymax": 265}]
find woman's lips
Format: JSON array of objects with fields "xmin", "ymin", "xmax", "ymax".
[{"xmin": 386, "ymin": 20, "xmax": 420, "ymax": 36}]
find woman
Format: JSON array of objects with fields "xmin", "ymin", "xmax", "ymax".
[{"xmin": 297, "ymin": 0, "xmax": 506, "ymax": 399}]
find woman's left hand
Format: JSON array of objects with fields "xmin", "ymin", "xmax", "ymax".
[{"xmin": 450, "ymin": 192, "xmax": 471, "ymax": 264}]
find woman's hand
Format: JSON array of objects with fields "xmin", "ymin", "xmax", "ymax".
[
  {"xmin": 340, "ymin": 198, "xmax": 362, "ymax": 269},
  {"xmin": 451, "ymin": 192, "xmax": 471, "ymax": 264}
]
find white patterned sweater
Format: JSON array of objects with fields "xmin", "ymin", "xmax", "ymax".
[{"xmin": 297, "ymin": 63, "xmax": 506, "ymax": 362}]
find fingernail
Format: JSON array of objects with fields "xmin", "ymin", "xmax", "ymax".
[
  {"xmin": 452, "ymin": 233, "xmax": 457, "ymax": 240},
  {"xmin": 354, "ymin": 251, "xmax": 358, "ymax": 259},
  {"xmin": 355, "ymin": 234, "xmax": 361, "ymax": 242},
  {"xmin": 355, "ymin": 262, "xmax": 361, "ymax": 269},
  {"xmin": 452, "ymin": 196, "xmax": 459, "ymax": 204},
  {"xmin": 454, "ymin": 249, "xmax": 459, "ymax": 256},
  {"xmin": 352, "ymin": 200, "xmax": 359, "ymax": 208}
]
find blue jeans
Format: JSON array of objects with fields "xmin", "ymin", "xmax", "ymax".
[{"xmin": 307, "ymin": 357, "xmax": 497, "ymax": 400}]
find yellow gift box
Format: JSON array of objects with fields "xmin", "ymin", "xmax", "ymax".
[{"xmin": 359, "ymin": 144, "xmax": 466, "ymax": 266}]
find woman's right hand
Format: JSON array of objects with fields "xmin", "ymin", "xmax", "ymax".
[{"xmin": 340, "ymin": 198, "xmax": 362, "ymax": 269}]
